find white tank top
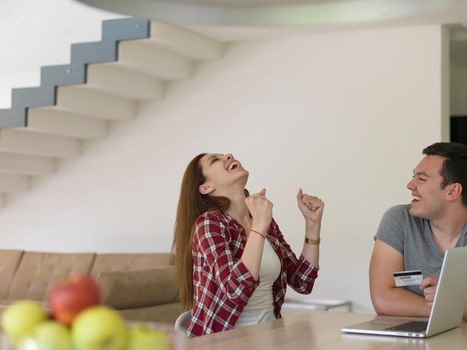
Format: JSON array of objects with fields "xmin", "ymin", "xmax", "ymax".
[{"xmin": 235, "ymin": 239, "xmax": 281, "ymax": 328}]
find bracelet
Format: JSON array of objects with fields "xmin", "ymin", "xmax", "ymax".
[
  {"xmin": 250, "ymin": 229, "xmax": 266, "ymax": 239},
  {"xmin": 305, "ymin": 236, "xmax": 320, "ymax": 245}
]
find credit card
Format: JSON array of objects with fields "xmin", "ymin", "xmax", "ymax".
[{"xmin": 393, "ymin": 270, "xmax": 423, "ymax": 287}]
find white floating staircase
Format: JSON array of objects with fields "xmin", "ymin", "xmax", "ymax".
[{"xmin": 0, "ymin": 18, "xmax": 223, "ymax": 207}]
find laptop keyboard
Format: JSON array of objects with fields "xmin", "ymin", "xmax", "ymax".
[{"xmin": 385, "ymin": 321, "xmax": 428, "ymax": 332}]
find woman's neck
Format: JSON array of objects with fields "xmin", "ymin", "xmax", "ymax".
[{"xmin": 226, "ymin": 191, "xmax": 251, "ymax": 230}]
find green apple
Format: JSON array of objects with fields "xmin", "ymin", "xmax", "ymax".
[
  {"xmin": 1, "ymin": 301, "xmax": 47, "ymax": 344},
  {"xmin": 34, "ymin": 321, "xmax": 73, "ymax": 350},
  {"xmin": 128, "ymin": 323, "xmax": 171, "ymax": 350},
  {"xmin": 16, "ymin": 337, "xmax": 39, "ymax": 350},
  {"xmin": 72, "ymin": 306, "xmax": 127, "ymax": 350}
]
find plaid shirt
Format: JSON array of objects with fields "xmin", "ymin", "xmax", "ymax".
[{"xmin": 187, "ymin": 210, "xmax": 319, "ymax": 337}]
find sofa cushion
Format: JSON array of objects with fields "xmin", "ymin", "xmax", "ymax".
[
  {"xmin": 90, "ymin": 253, "xmax": 174, "ymax": 276},
  {"xmin": 0, "ymin": 250, "xmax": 24, "ymax": 299},
  {"xmin": 7, "ymin": 252, "xmax": 96, "ymax": 301},
  {"xmin": 97, "ymin": 267, "xmax": 178, "ymax": 309}
]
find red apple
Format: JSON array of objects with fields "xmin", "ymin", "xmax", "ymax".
[{"xmin": 48, "ymin": 275, "xmax": 101, "ymax": 325}]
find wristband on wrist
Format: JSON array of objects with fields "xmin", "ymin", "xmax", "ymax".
[
  {"xmin": 305, "ymin": 236, "xmax": 320, "ymax": 245},
  {"xmin": 250, "ymin": 229, "xmax": 266, "ymax": 239}
]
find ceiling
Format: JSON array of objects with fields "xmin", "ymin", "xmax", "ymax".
[{"xmin": 74, "ymin": 0, "xmax": 467, "ymax": 41}]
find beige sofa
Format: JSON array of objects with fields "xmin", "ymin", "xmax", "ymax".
[{"xmin": 0, "ymin": 250, "xmax": 184, "ymax": 324}]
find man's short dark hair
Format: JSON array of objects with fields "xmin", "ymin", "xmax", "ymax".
[{"xmin": 423, "ymin": 142, "xmax": 467, "ymax": 207}]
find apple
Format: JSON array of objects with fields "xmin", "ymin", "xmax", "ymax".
[
  {"xmin": 1, "ymin": 300, "xmax": 47, "ymax": 344},
  {"xmin": 16, "ymin": 321, "xmax": 73, "ymax": 350},
  {"xmin": 34, "ymin": 321, "xmax": 73, "ymax": 350},
  {"xmin": 16, "ymin": 337, "xmax": 39, "ymax": 350},
  {"xmin": 72, "ymin": 306, "xmax": 127, "ymax": 350},
  {"xmin": 127, "ymin": 323, "xmax": 171, "ymax": 350},
  {"xmin": 48, "ymin": 275, "xmax": 101, "ymax": 325}
]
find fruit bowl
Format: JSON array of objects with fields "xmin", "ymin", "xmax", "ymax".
[
  {"xmin": 0, "ymin": 276, "xmax": 187, "ymax": 350},
  {"xmin": 0, "ymin": 321, "xmax": 186, "ymax": 350}
]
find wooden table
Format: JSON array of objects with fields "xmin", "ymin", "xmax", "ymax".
[{"xmin": 187, "ymin": 311, "xmax": 467, "ymax": 350}]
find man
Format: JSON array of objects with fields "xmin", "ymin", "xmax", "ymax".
[{"xmin": 370, "ymin": 142, "xmax": 467, "ymax": 320}]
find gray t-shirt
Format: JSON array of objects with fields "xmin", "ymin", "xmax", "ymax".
[{"xmin": 375, "ymin": 204, "xmax": 467, "ymax": 296}]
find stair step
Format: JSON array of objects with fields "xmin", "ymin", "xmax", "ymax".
[
  {"xmin": 146, "ymin": 22, "xmax": 223, "ymax": 60},
  {"xmin": 0, "ymin": 174, "xmax": 30, "ymax": 193},
  {"xmin": 53, "ymin": 86, "xmax": 136, "ymax": 120},
  {"xmin": 102, "ymin": 18, "xmax": 149, "ymax": 41},
  {"xmin": 0, "ymin": 129, "xmax": 80, "ymax": 158},
  {"xmin": 0, "ymin": 153, "xmax": 54, "ymax": 176},
  {"xmin": 11, "ymin": 86, "xmax": 55, "ymax": 109},
  {"xmin": 85, "ymin": 64, "xmax": 164, "ymax": 100},
  {"xmin": 27, "ymin": 108, "xmax": 108, "ymax": 139},
  {"xmin": 0, "ymin": 109, "xmax": 26, "ymax": 128},
  {"xmin": 40, "ymin": 63, "xmax": 86, "ymax": 88},
  {"xmin": 115, "ymin": 41, "xmax": 193, "ymax": 80},
  {"xmin": 71, "ymin": 41, "xmax": 117, "ymax": 65}
]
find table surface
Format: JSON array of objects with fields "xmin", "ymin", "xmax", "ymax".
[{"xmin": 187, "ymin": 310, "xmax": 467, "ymax": 350}]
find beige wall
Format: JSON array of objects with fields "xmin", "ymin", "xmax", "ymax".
[{"xmin": 0, "ymin": 25, "xmax": 444, "ymax": 312}]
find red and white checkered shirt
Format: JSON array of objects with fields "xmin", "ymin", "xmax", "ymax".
[{"xmin": 187, "ymin": 210, "xmax": 319, "ymax": 337}]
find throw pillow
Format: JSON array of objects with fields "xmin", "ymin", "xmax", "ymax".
[{"xmin": 96, "ymin": 266, "xmax": 178, "ymax": 309}]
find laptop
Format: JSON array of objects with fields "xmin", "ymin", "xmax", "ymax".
[{"xmin": 342, "ymin": 247, "xmax": 467, "ymax": 338}]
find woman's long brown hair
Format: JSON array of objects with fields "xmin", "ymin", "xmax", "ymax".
[{"xmin": 172, "ymin": 153, "xmax": 230, "ymax": 309}]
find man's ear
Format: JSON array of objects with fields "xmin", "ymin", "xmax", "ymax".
[
  {"xmin": 199, "ymin": 183, "xmax": 215, "ymax": 195},
  {"xmin": 446, "ymin": 183, "xmax": 462, "ymax": 201}
]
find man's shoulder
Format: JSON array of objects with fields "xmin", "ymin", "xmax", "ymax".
[
  {"xmin": 375, "ymin": 204, "xmax": 423, "ymax": 251},
  {"xmin": 384, "ymin": 204, "xmax": 410, "ymax": 216},
  {"xmin": 383, "ymin": 204, "xmax": 419, "ymax": 223}
]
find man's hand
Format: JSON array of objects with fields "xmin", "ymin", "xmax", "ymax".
[{"xmin": 420, "ymin": 276, "xmax": 438, "ymax": 307}]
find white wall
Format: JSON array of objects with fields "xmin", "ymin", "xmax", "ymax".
[{"xmin": 0, "ymin": 24, "xmax": 444, "ymax": 313}]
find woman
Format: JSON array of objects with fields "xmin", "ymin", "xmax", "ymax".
[{"xmin": 173, "ymin": 153, "xmax": 323, "ymax": 337}]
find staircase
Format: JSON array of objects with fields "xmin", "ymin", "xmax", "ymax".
[{"xmin": 0, "ymin": 18, "xmax": 223, "ymax": 207}]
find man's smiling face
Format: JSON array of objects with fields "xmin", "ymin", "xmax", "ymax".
[{"xmin": 406, "ymin": 155, "xmax": 450, "ymax": 220}]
